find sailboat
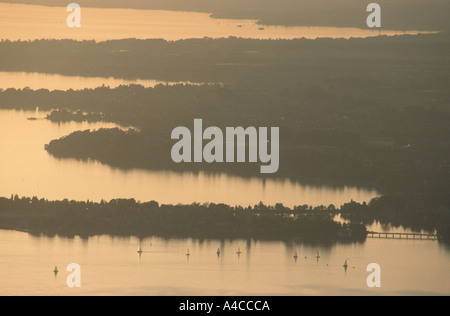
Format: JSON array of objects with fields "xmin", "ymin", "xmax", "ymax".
[
  {"xmin": 343, "ymin": 260, "xmax": 348, "ymax": 269},
  {"xmin": 186, "ymin": 249, "xmax": 191, "ymax": 256},
  {"xmin": 217, "ymin": 248, "xmax": 221, "ymax": 256},
  {"xmin": 294, "ymin": 251, "xmax": 299, "ymax": 262},
  {"xmin": 236, "ymin": 247, "xmax": 242, "ymax": 255},
  {"xmin": 316, "ymin": 251, "xmax": 321, "ymax": 259},
  {"xmin": 137, "ymin": 246, "xmax": 143, "ymax": 254},
  {"xmin": 53, "ymin": 266, "xmax": 59, "ymax": 274}
]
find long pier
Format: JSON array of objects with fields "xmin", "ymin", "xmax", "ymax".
[{"xmin": 367, "ymin": 231, "xmax": 438, "ymax": 241}]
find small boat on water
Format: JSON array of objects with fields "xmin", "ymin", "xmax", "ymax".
[
  {"xmin": 186, "ymin": 249, "xmax": 191, "ymax": 256},
  {"xmin": 294, "ymin": 251, "xmax": 299, "ymax": 261},
  {"xmin": 236, "ymin": 247, "xmax": 242, "ymax": 255},
  {"xmin": 343, "ymin": 260, "xmax": 348, "ymax": 269},
  {"xmin": 217, "ymin": 248, "xmax": 221, "ymax": 256},
  {"xmin": 137, "ymin": 246, "xmax": 143, "ymax": 254}
]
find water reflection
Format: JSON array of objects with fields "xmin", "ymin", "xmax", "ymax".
[
  {"xmin": 0, "ymin": 109, "xmax": 379, "ymax": 208},
  {"xmin": 1, "ymin": 229, "xmax": 447, "ymax": 295}
]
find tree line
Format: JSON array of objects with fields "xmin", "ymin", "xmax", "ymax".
[
  {"xmin": 0, "ymin": 195, "xmax": 365, "ymax": 243},
  {"xmin": 0, "ymin": 195, "xmax": 448, "ymax": 243}
]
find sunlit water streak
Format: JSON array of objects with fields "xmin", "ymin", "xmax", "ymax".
[
  {"xmin": 0, "ymin": 4, "xmax": 434, "ymax": 42},
  {"xmin": 0, "ymin": 71, "xmax": 202, "ymax": 91}
]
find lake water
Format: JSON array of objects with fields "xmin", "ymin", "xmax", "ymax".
[
  {"xmin": 0, "ymin": 109, "xmax": 378, "ymax": 208},
  {"xmin": 0, "ymin": 3, "xmax": 447, "ymax": 297},
  {"xmin": 0, "ymin": 3, "xmax": 432, "ymax": 42},
  {"xmin": 0, "ymin": 71, "xmax": 200, "ymax": 91},
  {"xmin": 6, "ymin": 105, "xmax": 446, "ymax": 297},
  {"xmin": 0, "ymin": 229, "xmax": 449, "ymax": 296}
]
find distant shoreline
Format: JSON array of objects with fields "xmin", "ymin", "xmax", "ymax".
[{"xmin": 0, "ymin": 0, "xmax": 448, "ymax": 31}]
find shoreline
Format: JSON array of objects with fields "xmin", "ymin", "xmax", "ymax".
[
  {"xmin": 0, "ymin": 1, "xmax": 448, "ymax": 32},
  {"xmin": 1, "ymin": 194, "xmax": 448, "ymax": 244}
]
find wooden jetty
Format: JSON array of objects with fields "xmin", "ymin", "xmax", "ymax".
[{"xmin": 367, "ymin": 231, "xmax": 438, "ymax": 241}]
